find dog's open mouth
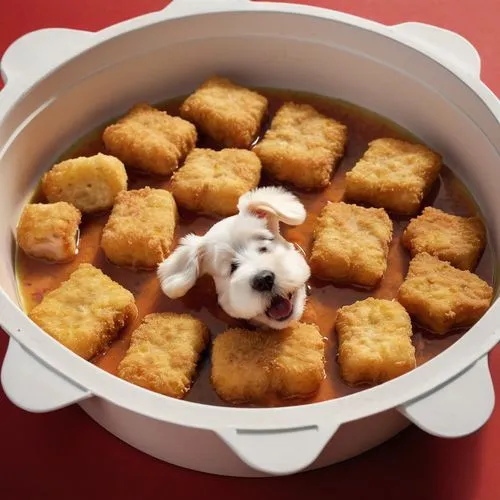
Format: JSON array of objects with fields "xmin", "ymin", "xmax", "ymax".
[{"xmin": 265, "ymin": 293, "xmax": 294, "ymax": 321}]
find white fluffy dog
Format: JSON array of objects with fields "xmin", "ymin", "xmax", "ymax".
[{"xmin": 157, "ymin": 186, "xmax": 311, "ymax": 330}]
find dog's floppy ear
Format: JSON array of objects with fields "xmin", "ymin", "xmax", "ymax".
[
  {"xmin": 237, "ymin": 186, "xmax": 306, "ymax": 235},
  {"xmin": 157, "ymin": 234, "xmax": 203, "ymax": 299}
]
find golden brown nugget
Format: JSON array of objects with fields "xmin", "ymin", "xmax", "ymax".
[
  {"xmin": 103, "ymin": 103, "xmax": 197, "ymax": 175},
  {"xmin": 17, "ymin": 202, "xmax": 81, "ymax": 262},
  {"xmin": 309, "ymin": 202, "xmax": 393, "ymax": 287},
  {"xmin": 397, "ymin": 252, "xmax": 493, "ymax": 334},
  {"xmin": 253, "ymin": 102, "xmax": 348, "ymax": 189},
  {"xmin": 180, "ymin": 76, "xmax": 268, "ymax": 148},
  {"xmin": 117, "ymin": 313, "xmax": 209, "ymax": 398},
  {"xmin": 345, "ymin": 138, "xmax": 442, "ymax": 214},
  {"xmin": 42, "ymin": 153, "xmax": 127, "ymax": 213},
  {"xmin": 211, "ymin": 323, "xmax": 325, "ymax": 404},
  {"xmin": 402, "ymin": 206, "xmax": 486, "ymax": 271},
  {"xmin": 101, "ymin": 187, "xmax": 177, "ymax": 269},
  {"xmin": 336, "ymin": 298, "xmax": 416, "ymax": 385},
  {"xmin": 29, "ymin": 263, "xmax": 137, "ymax": 359},
  {"xmin": 171, "ymin": 148, "xmax": 261, "ymax": 216}
]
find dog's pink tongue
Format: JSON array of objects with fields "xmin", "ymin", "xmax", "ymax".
[{"xmin": 267, "ymin": 296, "xmax": 293, "ymax": 321}]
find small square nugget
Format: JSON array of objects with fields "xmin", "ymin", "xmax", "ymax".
[
  {"xmin": 345, "ymin": 138, "xmax": 442, "ymax": 214},
  {"xmin": 402, "ymin": 206, "xmax": 486, "ymax": 271},
  {"xmin": 171, "ymin": 148, "xmax": 261, "ymax": 216},
  {"xmin": 180, "ymin": 76, "xmax": 268, "ymax": 148},
  {"xmin": 29, "ymin": 263, "xmax": 138, "ymax": 359},
  {"xmin": 42, "ymin": 153, "xmax": 127, "ymax": 213},
  {"xmin": 253, "ymin": 102, "xmax": 348, "ymax": 189},
  {"xmin": 17, "ymin": 202, "xmax": 81, "ymax": 262},
  {"xmin": 211, "ymin": 323, "xmax": 325, "ymax": 404},
  {"xmin": 309, "ymin": 202, "xmax": 393, "ymax": 287},
  {"xmin": 336, "ymin": 298, "xmax": 416, "ymax": 385},
  {"xmin": 103, "ymin": 103, "xmax": 197, "ymax": 176},
  {"xmin": 397, "ymin": 252, "xmax": 493, "ymax": 334},
  {"xmin": 117, "ymin": 313, "xmax": 209, "ymax": 398},
  {"xmin": 101, "ymin": 187, "xmax": 177, "ymax": 269}
]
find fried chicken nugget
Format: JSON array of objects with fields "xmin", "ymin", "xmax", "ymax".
[
  {"xmin": 17, "ymin": 202, "xmax": 81, "ymax": 262},
  {"xmin": 171, "ymin": 148, "xmax": 261, "ymax": 216},
  {"xmin": 309, "ymin": 202, "xmax": 393, "ymax": 287},
  {"xmin": 103, "ymin": 103, "xmax": 197, "ymax": 175},
  {"xmin": 345, "ymin": 138, "xmax": 442, "ymax": 214},
  {"xmin": 101, "ymin": 187, "xmax": 178, "ymax": 269},
  {"xmin": 42, "ymin": 153, "xmax": 127, "ymax": 213},
  {"xmin": 180, "ymin": 76, "xmax": 268, "ymax": 148},
  {"xmin": 336, "ymin": 298, "xmax": 416, "ymax": 385},
  {"xmin": 402, "ymin": 206, "xmax": 486, "ymax": 271},
  {"xmin": 117, "ymin": 313, "xmax": 209, "ymax": 398},
  {"xmin": 211, "ymin": 323, "xmax": 325, "ymax": 404},
  {"xmin": 253, "ymin": 102, "xmax": 348, "ymax": 189},
  {"xmin": 397, "ymin": 252, "xmax": 493, "ymax": 334},
  {"xmin": 29, "ymin": 263, "xmax": 137, "ymax": 359}
]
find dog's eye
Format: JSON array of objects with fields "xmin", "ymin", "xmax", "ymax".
[
  {"xmin": 258, "ymin": 247, "xmax": 268, "ymax": 253},
  {"xmin": 255, "ymin": 233, "xmax": 274, "ymax": 242},
  {"xmin": 230, "ymin": 262, "xmax": 239, "ymax": 274}
]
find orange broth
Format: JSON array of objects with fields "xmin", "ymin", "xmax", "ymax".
[{"xmin": 15, "ymin": 89, "xmax": 494, "ymax": 407}]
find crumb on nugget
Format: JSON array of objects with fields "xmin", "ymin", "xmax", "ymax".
[
  {"xmin": 253, "ymin": 102, "xmax": 348, "ymax": 189},
  {"xmin": 17, "ymin": 202, "xmax": 81, "ymax": 262},
  {"xmin": 180, "ymin": 76, "xmax": 268, "ymax": 148},
  {"xmin": 42, "ymin": 153, "xmax": 127, "ymax": 213},
  {"xmin": 29, "ymin": 263, "xmax": 137, "ymax": 359},
  {"xmin": 336, "ymin": 298, "xmax": 416, "ymax": 385},
  {"xmin": 345, "ymin": 138, "xmax": 442, "ymax": 214},
  {"xmin": 309, "ymin": 202, "xmax": 393, "ymax": 287},
  {"xmin": 101, "ymin": 187, "xmax": 177, "ymax": 269},
  {"xmin": 117, "ymin": 313, "xmax": 209, "ymax": 398},
  {"xmin": 103, "ymin": 103, "xmax": 197, "ymax": 175},
  {"xmin": 402, "ymin": 206, "xmax": 486, "ymax": 271},
  {"xmin": 211, "ymin": 323, "xmax": 325, "ymax": 404},
  {"xmin": 397, "ymin": 252, "xmax": 493, "ymax": 334},
  {"xmin": 171, "ymin": 148, "xmax": 261, "ymax": 216}
]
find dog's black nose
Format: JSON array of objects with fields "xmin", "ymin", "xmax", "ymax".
[{"xmin": 251, "ymin": 271, "xmax": 275, "ymax": 292}]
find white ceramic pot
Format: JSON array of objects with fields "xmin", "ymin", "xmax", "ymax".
[{"xmin": 0, "ymin": 0, "xmax": 498, "ymax": 477}]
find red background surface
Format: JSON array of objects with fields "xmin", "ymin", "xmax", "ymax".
[{"xmin": 0, "ymin": 1, "xmax": 498, "ymax": 499}]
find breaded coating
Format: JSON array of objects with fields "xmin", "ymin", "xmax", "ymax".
[
  {"xmin": 211, "ymin": 323, "xmax": 325, "ymax": 404},
  {"xmin": 17, "ymin": 202, "xmax": 81, "ymax": 262},
  {"xmin": 253, "ymin": 102, "xmax": 348, "ymax": 189},
  {"xmin": 397, "ymin": 252, "xmax": 493, "ymax": 334},
  {"xmin": 117, "ymin": 313, "xmax": 209, "ymax": 398},
  {"xmin": 29, "ymin": 263, "xmax": 137, "ymax": 359},
  {"xmin": 171, "ymin": 148, "xmax": 261, "ymax": 216},
  {"xmin": 309, "ymin": 202, "xmax": 393, "ymax": 287},
  {"xmin": 345, "ymin": 138, "xmax": 442, "ymax": 214},
  {"xmin": 402, "ymin": 206, "xmax": 486, "ymax": 271},
  {"xmin": 101, "ymin": 187, "xmax": 177, "ymax": 269},
  {"xmin": 103, "ymin": 103, "xmax": 197, "ymax": 175},
  {"xmin": 41, "ymin": 153, "xmax": 127, "ymax": 213},
  {"xmin": 336, "ymin": 298, "xmax": 416, "ymax": 385},
  {"xmin": 180, "ymin": 76, "xmax": 268, "ymax": 148}
]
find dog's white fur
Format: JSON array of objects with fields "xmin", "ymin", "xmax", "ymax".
[{"xmin": 157, "ymin": 186, "xmax": 311, "ymax": 329}]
